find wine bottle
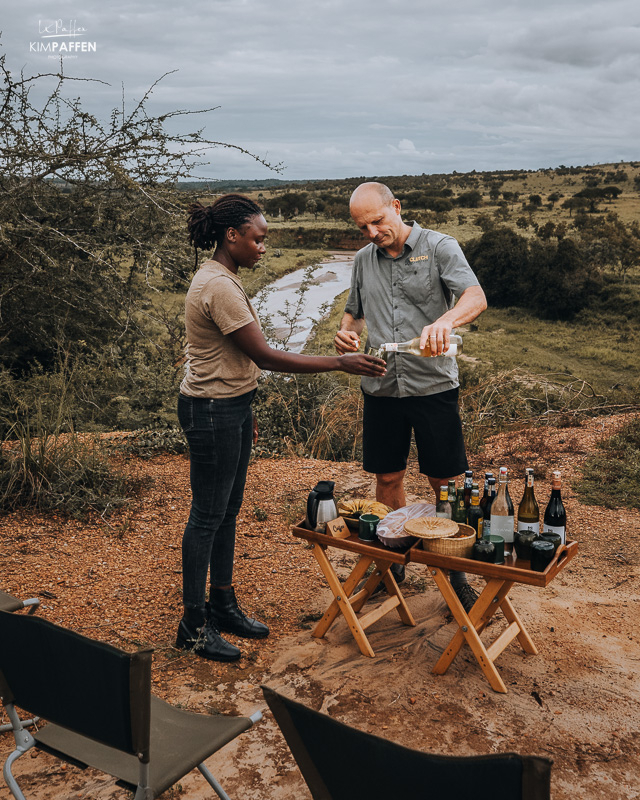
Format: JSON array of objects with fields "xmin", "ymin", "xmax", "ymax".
[
  {"xmin": 463, "ymin": 470, "xmax": 473, "ymax": 508},
  {"xmin": 447, "ymin": 479, "xmax": 456, "ymax": 506},
  {"xmin": 490, "ymin": 466, "xmax": 515, "ymax": 555},
  {"xmin": 517, "ymin": 467, "xmax": 540, "ymax": 534},
  {"xmin": 452, "ymin": 488, "xmax": 467, "ymax": 524},
  {"xmin": 543, "ymin": 470, "xmax": 567, "ymax": 544},
  {"xmin": 436, "ymin": 485, "xmax": 452, "ymax": 519},
  {"xmin": 479, "ymin": 472, "xmax": 494, "ymax": 514},
  {"xmin": 381, "ymin": 334, "xmax": 462, "ymax": 358},
  {"xmin": 467, "ymin": 489, "xmax": 483, "ymax": 539},
  {"xmin": 482, "ymin": 477, "xmax": 496, "ymax": 537}
]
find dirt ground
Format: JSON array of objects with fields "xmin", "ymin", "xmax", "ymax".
[{"xmin": 1, "ymin": 413, "xmax": 639, "ymax": 799}]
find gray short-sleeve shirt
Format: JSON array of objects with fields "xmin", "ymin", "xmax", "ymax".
[{"xmin": 344, "ymin": 222, "xmax": 479, "ymax": 398}]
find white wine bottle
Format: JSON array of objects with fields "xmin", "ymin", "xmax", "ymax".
[
  {"xmin": 517, "ymin": 467, "xmax": 540, "ymax": 534},
  {"xmin": 490, "ymin": 466, "xmax": 515, "ymax": 555},
  {"xmin": 381, "ymin": 334, "xmax": 462, "ymax": 358},
  {"xmin": 543, "ymin": 470, "xmax": 567, "ymax": 544},
  {"xmin": 436, "ymin": 485, "xmax": 452, "ymax": 519}
]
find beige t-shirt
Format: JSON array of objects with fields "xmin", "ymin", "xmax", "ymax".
[{"xmin": 179, "ymin": 260, "xmax": 261, "ymax": 398}]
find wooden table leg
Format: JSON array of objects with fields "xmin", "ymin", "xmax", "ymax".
[
  {"xmin": 380, "ymin": 562, "xmax": 416, "ymax": 627},
  {"xmin": 309, "ymin": 546, "xmax": 414, "ymax": 657},
  {"xmin": 312, "ymin": 545, "xmax": 372, "ymax": 639},
  {"xmin": 310, "ymin": 545, "xmax": 375, "ymax": 657},
  {"xmin": 429, "ymin": 569, "xmax": 508, "ymax": 694},
  {"xmin": 348, "ymin": 559, "xmax": 415, "ymax": 628},
  {"xmin": 500, "ymin": 595, "xmax": 538, "ymax": 655}
]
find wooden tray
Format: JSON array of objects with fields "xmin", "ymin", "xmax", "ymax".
[
  {"xmin": 292, "ymin": 520, "xmax": 412, "ymax": 565},
  {"xmin": 408, "ymin": 539, "xmax": 578, "ymax": 587}
]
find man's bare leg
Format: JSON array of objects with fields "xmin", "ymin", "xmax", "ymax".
[
  {"xmin": 374, "ymin": 470, "xmax": 406, "ymax": 585},
  {"xmin": 375, "ymin": 470, "xmax": 406, "ymax": 510},
  {"xmin": 426, "ymin": 475, "xmax": 456, "ymax": 501}
]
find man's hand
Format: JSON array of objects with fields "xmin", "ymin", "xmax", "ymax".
[
  {"xmin": 420, "ymin": 320, "xmax": 453, "ymax": 356},
  {"xmin": 252, "ymin": 414, "xmax": 259, "ymax": 445},
  {"xmin": 335, "ymin": 312, "xmax": 365, "ymax": 355},
  {"xmin": 419, "ymin": 285, "xmax": 487, "ymax": 355},
  {"xmin": 334, "ymin": 329, "xmax": 360, "ymax": 354}
]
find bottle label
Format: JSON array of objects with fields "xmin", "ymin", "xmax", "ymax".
[
  {"xmin": 490, "ymin": 515, "xmax": 515, "ymax": 543},
  {"xmin": 543, "ymin": 523, "xmax": 566, "ymax": 544},
  {"xmin": 476, "ymin": 519, "xmax": 483, "ymax": 539},
  {"xmin": 517, "ymin": 521, "xmax": 540, "ymax": 534},
  {"xmin": 483, "ymin": 518, "xmax": 491, "ymax": 537},
  {"xmin": 385, "ymin": 343, "xmax": 399, "ymax": 352}
]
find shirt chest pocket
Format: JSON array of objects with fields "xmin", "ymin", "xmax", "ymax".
[{"xmin": 400, "ymin": 262, "xmax": 435, "ymax": 308}]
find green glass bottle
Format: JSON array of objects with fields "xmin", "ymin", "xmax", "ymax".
[
  {"xmin": 467, "ymin": 489, "xmax": 484, "ymax": 539},
  {"xmin": 452, "ymin": 487, "xmax": 467, "ymax": 525}
]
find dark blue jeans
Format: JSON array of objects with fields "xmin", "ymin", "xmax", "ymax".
[{"xmin": 178, "ymin": 391, "xmax": 255, "ymax": 612}]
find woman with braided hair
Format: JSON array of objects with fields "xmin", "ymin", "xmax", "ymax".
[{"xmin": 177, "ymin": 194, "xmax": 386, "ymax": 662}]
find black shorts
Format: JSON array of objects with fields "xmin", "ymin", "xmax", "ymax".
[{"xmin": 362, "ymin": 388, "xmax": 468, "ymax": 478}]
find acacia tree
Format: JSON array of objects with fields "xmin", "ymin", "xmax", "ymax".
[{"xmin": 0, "ymin": 55, "xmax": 275, "ymax": 377}]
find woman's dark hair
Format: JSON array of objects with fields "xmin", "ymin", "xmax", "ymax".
[{"xmin": 187, "ymin": 194, "xmax": 263, "ymax": 263}]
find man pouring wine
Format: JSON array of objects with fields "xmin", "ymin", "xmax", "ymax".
[{"xmin": 334, "ymin": 182, "xmax": 487, "ymax": 611}]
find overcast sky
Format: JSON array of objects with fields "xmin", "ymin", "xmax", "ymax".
[{"xmin": 2, "ymin": 0, "xmax": 639, "ymax": 180}]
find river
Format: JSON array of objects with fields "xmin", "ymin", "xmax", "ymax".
[{"xmin": 255, "ymin": 253, "xmax": 356, "ymax": 353}]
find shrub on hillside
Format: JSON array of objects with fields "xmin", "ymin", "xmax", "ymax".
[
  {"xmin": 574, "ymin": 416, "xmax": 640, "ymax": 509},
  {"xmin": 465, "ymin": 227, "xmax": 602, "ymax": 319}
]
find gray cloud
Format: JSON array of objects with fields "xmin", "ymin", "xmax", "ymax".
[{"xmin": 2, "ymin": 0, "xmax": 638, "ymax": 178}]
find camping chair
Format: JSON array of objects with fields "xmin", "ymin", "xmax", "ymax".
[
  {"xmin": 0, "ymin": 593, "xmax": 40, "ymax": 735},
  {"xmin": 262, "ymin": 686, "xmax": 552, "ymax": 800},
  {"xmin": 0, "ymin": 592, "xmax": 39, "ymax": 615},
  {"xmin": 0, "ymin": 610, "xmax": 261, "ymax": 800}
]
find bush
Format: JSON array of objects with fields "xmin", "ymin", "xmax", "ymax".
[
  {"xmin": 117, "ymin": 424, "xmax": 187, "ymax": 459},
  {"xmin": 465, "ymin": 227, "xmax": 602, "ymax": 319},
  {"xmin": 573, "ymin": 416, "xmax": 640, "ymax": 509},
  {"xmin": 0, "ymin": 427, "xmax": 129, "ymax": 519},
  {"xmin": 0, "ymin": 365, "xmax": 135, "ymax": 518},
  {"xmin": 458, "ymin": 365, "xmax": 610, "ymax": 454},
  {"xmin": 253, "ymin": 372, "xmax": 363, "ymax": 461}
]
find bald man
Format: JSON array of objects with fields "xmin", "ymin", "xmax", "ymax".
[{"xmin": 334, "ymin": 182, "xmax": 487, "ymax": 612}]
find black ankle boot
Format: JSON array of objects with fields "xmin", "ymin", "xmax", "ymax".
[
  {"xmin": 208, "ymin": 586, "xmax": 269, "ymax": 639},
  {"xmin": 175, "ymin": 611, "xmax": 241, "ymax": 662}
]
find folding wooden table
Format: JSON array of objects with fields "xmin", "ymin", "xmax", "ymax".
[
  {"xmin": 409, "ymin": 541, "xmax": 578, "ymax": 693},
  {"xmin": 291, "ymin": 521, "xmax": 415, "ymax": 657}
]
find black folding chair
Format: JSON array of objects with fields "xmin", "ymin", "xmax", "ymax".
[
  {"xmin": 0, "ymin": 610, "xmax": 261, "ymax": 800},
  {"xmin": 262, "ymin": 686, "xmax": 552, "ymax": 800}
]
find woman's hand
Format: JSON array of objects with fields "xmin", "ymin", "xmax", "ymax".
[
  {"xmin": 253, "ymin": 413, "xmax": 259, "ymax": 445},
  {"xmin": 338, "ymin": 353, "xmax": 386, "ymax": 377}
]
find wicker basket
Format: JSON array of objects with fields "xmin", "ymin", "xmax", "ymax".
[{"xmin": 421, "ymin": 523, "xmax": 476, "ymax": 558}]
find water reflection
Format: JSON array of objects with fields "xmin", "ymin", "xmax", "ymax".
[{"xmin": 255, "ymin": 253, "xmax": 355, "ymax": 353}]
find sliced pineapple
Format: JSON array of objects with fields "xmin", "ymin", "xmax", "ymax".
[{"xmin": 338, "ymin": 499, "xmax": 392, "ymax": 519}]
